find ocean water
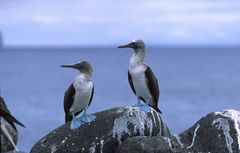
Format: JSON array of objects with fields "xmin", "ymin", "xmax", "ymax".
[{"xmin": 0, "ymin": 47, "xmax": 240, "ymax": 152}]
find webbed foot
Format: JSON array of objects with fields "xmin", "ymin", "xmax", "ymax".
[{"xmin": 70, "ymin": 117, "xmax": 82, "ymax": 129}]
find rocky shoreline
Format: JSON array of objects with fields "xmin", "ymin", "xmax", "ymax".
[
  {"xmin": 30, "ymin": 106, "xmax": 170, "ymax": 153},
  {"xmin": 2, "ymin": 106, "xmax": 240, "ymax": 153},
  {"xmin": 30, "ymin": 106, "xmax": 240, "ymax": 153}
]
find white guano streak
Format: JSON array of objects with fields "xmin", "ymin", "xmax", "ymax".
[
  {"xmin": 187, "ymin": 124, "xmax": 200, "ymax": 149},
  {"xmin": 212, "ymin": 118, "xmax": 233, "ymax": 153},
  {"xmin": 215, "ymin": 109, "xmax": 240, "ymax": 151},
  {"xmin": 112, "ymin": 106, "xmax": 158, "ymax": 143},
  {"xmin": 174, "ymin": 134, "xmax": 184, "ymax": 148},
  {"xmin": 1, "ymin": 123, "xmax": 19, "ymax": 151}
]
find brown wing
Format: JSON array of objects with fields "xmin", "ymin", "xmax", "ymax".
[
  {"xmin": 64, "ymin": 83, "xmax": 75, "ymax": 122},
  {"xmin": 145, "ymin": 67, "xmax": 161, "ymax": 113},
  {"xmin": 0, "ymin": 96, "xmax": 25, "ymax": 129},
  {"xmin": 128, "ymin": 71, "xmax": 136, "ymax": 94},
  {"xmin": 88, "ymin": 84, "xmax": 94, "ymax": 107}
]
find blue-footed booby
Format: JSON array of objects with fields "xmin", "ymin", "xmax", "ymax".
[
  {"xmin": 118, "ymin": 39, "xmax": 162, "ymax": 113},
  {"xmin": 62, "ymin": 61, "xmax": 96, "ymax": 129},
  {"xmin": 0, "ymin": 96, "xmax": 25, "ymax": 151}
]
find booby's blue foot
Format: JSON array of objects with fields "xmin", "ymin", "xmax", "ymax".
[
  {"xmin": 81, "ymin": 114, "xmax": 96, "ymax": 123},
  {"xmin": 139, "ymin": 104, "xmax": 151, "ymax": 113},
  {"xmin": 70, "ymin": 117, "xmax": 82, "ymax": 129},
  {"xmin": 133, "ymin": 98, "xmax": 144, "ymax": 107}
]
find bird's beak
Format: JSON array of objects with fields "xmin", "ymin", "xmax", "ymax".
[
  {"xmin": 118, "ymin": 42, "xmax": 134, "ymax": 48},
  {"xmin": 61, "ymin": 64, "xmax": 77, "ymax": 69}
]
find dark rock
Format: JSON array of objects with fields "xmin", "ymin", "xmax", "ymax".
[
  {"xmin": 116, "ymin": 136, "xmax": 188, "ymax": 153},
  {"xmin": 30, "ymin": 106, "xmax": 170, "ymax": 153},
  {"xmin": 4, "ymin": 151, "xmax": 26, "ymax": 153},
  {"xmin": 169, "ymin": 135, "xmax": 188, "ymax": 153},
  {"xmin": 1, "ymin": 118, "xmax": 18, "ymax": 152},
  {"xmin": 175, "ymin": 109, "xmax": 240, "ymax": 153}
]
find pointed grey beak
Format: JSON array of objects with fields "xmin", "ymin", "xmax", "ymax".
[
  {"xmin": 118, "ymin": 42, "xmax": 135, "ymax": 48},
  {"xmin": 61, "ymin": 64, "xmax": 77, "ymax": 69}
]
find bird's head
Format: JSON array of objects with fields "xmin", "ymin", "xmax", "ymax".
[
  {"xmin": 61, "ymin": 61, "xmax": 93, "ymax": 76},
  {"xmin": 118, "ymin": 39, "xmax": 145, "ymax": 52}
]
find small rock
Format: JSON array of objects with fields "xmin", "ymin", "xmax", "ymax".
[
  {"xmin": 176, "ymin": 109, "xmax": 240, "ymax": 153},
  {"xmin": 30, "ymin": 106, "xmax": 170, "ymax": 153}
]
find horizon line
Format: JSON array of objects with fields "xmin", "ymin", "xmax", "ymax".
[{"xmin": 1, "ymin": 44, "xmax": 240, "ymax": 49}]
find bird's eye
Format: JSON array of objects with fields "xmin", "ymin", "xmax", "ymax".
[{"xmin": 134, "ymin": 43, "xmax": 139, "ymax": 47}]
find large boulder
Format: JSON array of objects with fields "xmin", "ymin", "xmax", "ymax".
[
  {"xmin": 175, "ymin": 109, "xmax": 240, "ymax": 153},
  {"xmin": 116, "ymin": 136, "xmax": 187, "ymax": 153},
  {"xmin": 1, "ymin": 118, "xmax": 18, "ymax": 152},
  {"xmin": 30, "ymin": 106, "xmax": 170, "ymax": 153}
]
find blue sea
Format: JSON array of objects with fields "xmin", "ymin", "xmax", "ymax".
[{"xmin": 0, "ymin": 47, "xmax": 240, "ymax": 152}]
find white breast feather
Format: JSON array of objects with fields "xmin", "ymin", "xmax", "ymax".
[
  {"xmin": 129, "ymin": 59, "xmax": 152, "ymax": 103},
  {"xmin": 70, "ymin": 74, "xmax": 93, "ymax": 114}
]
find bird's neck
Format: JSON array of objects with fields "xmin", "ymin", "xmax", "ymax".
[
  {"xmin": 130, "ymin": 48, "xmax": 145, "ymax": 66},
  {"xmin": 75, "ymin": 72, "xmax": 92, "ymax": 82}
]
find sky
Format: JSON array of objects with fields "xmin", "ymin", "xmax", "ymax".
[{"xmin": 0, "ymin": 0, "xmax": 240, "ymax": 46}]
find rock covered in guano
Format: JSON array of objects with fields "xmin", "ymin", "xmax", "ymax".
[
  {"xmin": 1, "ymin": 118, "xmax": 18, "ymax": 152},
  {"xmin": 30, "ymin": 106, "xmax": 170, "ymax": 153},
  {"xmin": 174, "ymin": 109, "xmax": 240, "ymax": 153}
]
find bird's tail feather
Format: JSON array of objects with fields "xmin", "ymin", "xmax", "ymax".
[
  {"xmin": 154, "ymin": 106, "xmax": 162, "ymax": 114},
  {"xmin": 8, "ymin": 114, "xmax": 26, "ymax": 128}
]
